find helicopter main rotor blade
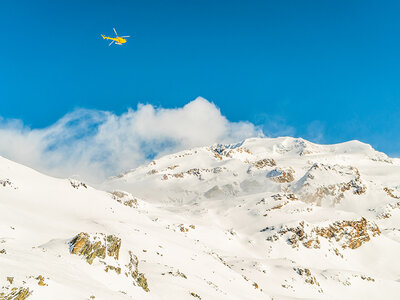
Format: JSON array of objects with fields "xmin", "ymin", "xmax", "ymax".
[
  {"xmin": 109, "ymin": 40, "xmax": 114, "ymax": 46},
  {"xmin": 113, "ymin": 28, "xmax": 118, "ymax": 36},
  {"xmin": 121, "ymin": 36, "xmax": 130, "ymax": 38}
]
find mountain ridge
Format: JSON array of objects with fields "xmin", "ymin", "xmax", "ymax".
[{"xmin": 1, "ymin": 136, "xmax": 400, "ymax": 299}]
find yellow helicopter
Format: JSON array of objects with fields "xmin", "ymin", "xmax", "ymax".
[{"xmin": 101, "ymin": 28, "xmax": 131, "ymax": 46}]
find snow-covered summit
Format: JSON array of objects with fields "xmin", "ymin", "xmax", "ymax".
[
  {"xmin": 105, "ymin": 137, "xmax": 396, "ymax": 207},
  {"xmin": 1, "ymin": 137, "xmax": 400, "ymax": 299}
]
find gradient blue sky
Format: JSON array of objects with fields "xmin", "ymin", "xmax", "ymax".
[{"xmin": 1, "ymin": 0, "xmax": 399, "ymax": 156}]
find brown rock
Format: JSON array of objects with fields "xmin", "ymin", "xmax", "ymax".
[
  {"xmin": 36, "ymin": 275, "xmax": 47, "ymax": 286},
  {"xmin": 70, "ymin": 233, "xmax": 120, "ymax": 264}
]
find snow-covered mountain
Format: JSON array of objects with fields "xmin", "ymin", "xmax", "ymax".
[{"xmin": 1, "ymin": 137, "xmax": 400, "ymax": 299}]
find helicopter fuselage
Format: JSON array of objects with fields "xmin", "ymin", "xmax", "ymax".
[{"xmin": 101, "ymin": 35, "xmax": 127, "ymax": 44}]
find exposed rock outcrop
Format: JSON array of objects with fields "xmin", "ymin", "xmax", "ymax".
[
  {"xmin": 110, "ymin": 191, "xmax": 138, "ymax": 208},
  {"xmin": 0, "ymin": 287, "xmax": 31, "ymax": 300},
  {"xmin": 295, "ymin": 164, "xmax": 366, "ymax": 206},
  {"xmin": 384, "ymin": 187, "xmax": 400, "ymax": 199},
  {"xmin": 69, "ymin": 233, "xmax": 121, "ymax": 264},
  {"xmin": 267, "ymin": 168, "xmax": 295, "ymax": 183},
  {"xmin": 252, "ymin": 158, "xmax": 276, "ymax": 169},
  {"xmin": 69, "ymin": 179, "xmax": 87, "ymax": 189},
  {"xmin": 264, "ymin": 218, "xmax": 380, "ymax": 250},
  {"xmin": 210, "ymin": 144, "xmax": 251, "ymax": 160},
  {"xmin": 126, "ymin": 251, "xmax": 149, "ymax": 292}
]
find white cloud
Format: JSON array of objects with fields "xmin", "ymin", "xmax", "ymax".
[
  {"xmin": 0, "ymin": 97, "xmax": 261, "ymax": 183},
  {"xmin": 256, "ymin": 114, "xmax": 296, "ymax": 137},
  {"xmin": 305, "ymin": 120, "xmax": 325, "ymax": 144}
]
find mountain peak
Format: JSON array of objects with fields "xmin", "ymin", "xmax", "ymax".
[{"xmin": 2, "ymin": 136, "xmax": 400, "ymax": 299}]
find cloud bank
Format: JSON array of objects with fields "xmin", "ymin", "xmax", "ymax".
[{"xmin": 0, "ymin": 98, "xmax": 261, "ymax": 182}]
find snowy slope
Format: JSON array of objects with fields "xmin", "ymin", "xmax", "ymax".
[{"xmin": 2, "ymin": 137, "xmax": 400, "ymax": 299}]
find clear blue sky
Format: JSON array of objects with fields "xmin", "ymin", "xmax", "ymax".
[{"xmin": 1, "ymin": 0, "xmax": 399, "ymax": 156}]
